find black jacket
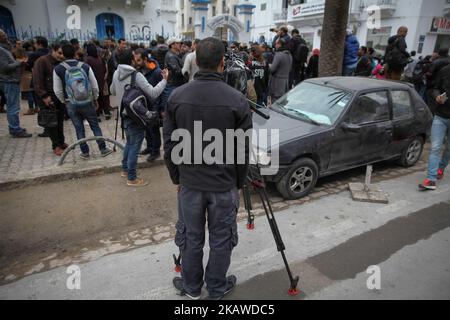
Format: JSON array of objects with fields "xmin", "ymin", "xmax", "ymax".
[
  {"xmin": 289, "ymin": 35, "xmax": 307, "ymax": 65},
  {"xmin": 163, "ymin": 71, "xmax": 253, "ymax": 192},
  {"xmin": 385, "ymin": 35, "xmax": 410, "ymax": 71},
  {"xmin": 354, "ymin": 55, "xmax": 372, "ymax": 77},
  {"xmin": 427, "ymin": 56, "xmax": 450, "ymax": 89},
  {"xmin": 164, "ymin": 50, "xmax": 186, "ymax": 87},
  {"xmin": 432, "ymin": 64, "xmax": 450, "ymax": 119}
]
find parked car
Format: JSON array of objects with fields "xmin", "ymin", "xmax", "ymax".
[{"xmin": 253, "ymin": 77, "xmax": 433, "ymax": 200}]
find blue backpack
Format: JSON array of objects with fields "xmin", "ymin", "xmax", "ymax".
[{"xmin": 62, "ymin": 61, "xmax": 93, "ymax": 106}]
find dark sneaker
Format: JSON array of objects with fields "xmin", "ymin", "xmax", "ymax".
[
  {"xmin": 100, "ymin": 148, "xmax": 113, "ymax": 157},
  {"xmin": 437, "ymin": 169, "xmax": 445, "ymax": 181},
  {"xmin": 80, "ymin": 152, "xmax": 90, "ymax": 160},
  {"xmin": 105, "ymin": 115, "xmax": 112, "ymax": 121},
  {"xmin": 140, "ymin": 149, "xmax": 151, "ymax": 156},
  {"xmin": 38, "ymin": 132, "xmax": 50, "ymax": 138},
  {"xmin": 147, "ymin": 153, "xmax": 161, "ymax": 163},
  {"xmin": 97, "ymin": 117, "xmax": 102, "ymax": 123},
  {"xmin": 419, "ymin": 179, "xmax": 437, "ymax": 191},
  {"xmin": 11, "ymin": 131, "xmax": 32, "ymax": 138},
  {"xmin": 172, "ymin": 277, "xmax": 201, "ymax": 300},
  {"xmin": 207, "ymin": 275, "xmax": 237, "ymax": 300}
]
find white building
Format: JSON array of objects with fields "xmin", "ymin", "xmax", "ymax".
[
  {"xmin": 0, "ymin": 0, "xmax": 178, "ymax": 43},
  {"xmin": 177, "ymin": 0, "xmax": 256, "ymax": 43},
  {"xmin": 252, "ymin": 0, "xmax": 450, "ymax": 56}
]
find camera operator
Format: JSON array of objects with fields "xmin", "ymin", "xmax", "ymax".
[{"xmin": 164, "ymin": 37, "xmax": 252, "ymax": 300}]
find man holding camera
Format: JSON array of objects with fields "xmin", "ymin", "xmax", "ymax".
[
  {"xmin": 164, "ymin": 38, "xmax": 252, "ymax": 300},
  {"xmin": 271, "ymin": 26, "xmax": 291, "ymax": 50}
]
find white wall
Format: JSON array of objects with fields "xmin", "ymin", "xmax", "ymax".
[
  {"xmin": 1, "ymin": 0, "xmax": 177, "ymax": 41},
  {"xmin": 252, "ymin": 0, "xmax": 284, "ymax": 43},
  {"xmin": 0, "ymin": 0, "xmax": 51, "ymax": 36}
]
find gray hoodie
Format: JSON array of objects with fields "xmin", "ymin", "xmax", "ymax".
[{"xmin": 110, "ymin": 64, "xmax": 167, "ymax": 105}]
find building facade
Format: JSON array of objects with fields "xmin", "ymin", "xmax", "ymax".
[
  {"xmin": 0, "ymin": 0, "xmax": 178, "ymax": 44},
  {"xmin": 177, "ymin": 0, "xmax": 256, "ymax": 43},
  {"xmin": 252, "ymin": 0, "xmax": 450, "ymax": 56}
]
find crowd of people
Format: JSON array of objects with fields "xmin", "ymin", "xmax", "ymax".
[{"xmin": 0, "ymin": 24, "xmax": 449, "ymax": 189}]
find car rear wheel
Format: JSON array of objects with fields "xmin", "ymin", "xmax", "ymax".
[
  {"xmin": 276, "ymin": 158, "xmax": 319, "ymax": 200},
  {"xmin": 398, "ymin": 136, "xmax": 424, "ymax": 167}
]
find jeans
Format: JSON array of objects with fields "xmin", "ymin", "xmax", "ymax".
[
  {"xmin": 427, "ymin": 115, "xmax": 450, "ymax": 181},
  {"xmin": 122, "ymin": 118, "xmax": 146, "ymax": 181},
  {"xmin": 0, "ymin": 82, "xmax": 23, "ymax": 134},
  {"xmin": 342, "ymin": 65, "xmax": 356, "ymax": 76},
  {"xmin": 145, "ymin": 124, "xmax": 162, "ymax": 156},
  {"xmin": 66, "ymin": 102, "xmax": 107, "ymax": 154},
  {"xmin": 176, "ymin": 186, "xmax": 239, "ymax": 298},
  {"xmin": 256, "ymin": 92, "xmax": 268, "ymax": 108}
]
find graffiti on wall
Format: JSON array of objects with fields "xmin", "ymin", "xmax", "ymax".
[{"xmin": 129, "ymin": 24, "xmax": 152, "ymax": 42}]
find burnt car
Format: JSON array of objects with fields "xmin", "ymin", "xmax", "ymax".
[{"xmin": 253, "ymin": 77, "xmax": 433, "ymax": 200}]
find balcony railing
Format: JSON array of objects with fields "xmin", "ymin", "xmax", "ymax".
[{"xmin": 160, "ymin": 0, "xmax": 178, "ymax": 13}]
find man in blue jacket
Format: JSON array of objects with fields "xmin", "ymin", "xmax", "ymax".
[{"xmin": 343, "ymin": 31, "xmax": 360, "ymax": 76}]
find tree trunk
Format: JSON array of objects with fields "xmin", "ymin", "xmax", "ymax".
[{"xmin": 319, "ymin": 0, "xmax": 350, "ymax": 77}]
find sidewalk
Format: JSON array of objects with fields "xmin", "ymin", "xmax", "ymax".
[{"xmin": 0, "ymin": 100, "xmax": 158, "ymax": 190}]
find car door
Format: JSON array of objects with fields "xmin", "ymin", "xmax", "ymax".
[
  {"xmin": 386, "ymin": 89, "xmax": 416, "ymax": 156},
  {"xmin": 329, "ymin": 90, "xmax": 393, "ymax": 170}
]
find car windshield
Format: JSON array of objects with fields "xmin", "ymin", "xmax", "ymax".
[{"xmin": 272, "ymin": 82, "xmax": 352, "ymax": 126}]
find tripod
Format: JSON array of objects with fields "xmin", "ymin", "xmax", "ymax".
[{"xmin": 173, "ymin": 101, "xmax": 300, "ymax": 296}]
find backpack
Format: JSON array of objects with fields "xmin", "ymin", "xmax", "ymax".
[
  {"xmin": 224, "ymin": 53, "xmax": 249, "ymax": 95},
  {"xmin": 62, "ymin": 61, "xmax": 93, "ymax": 106},
  {"xmin": 120, "ymin": 72, "xmax": 159, "ymax": 130}
]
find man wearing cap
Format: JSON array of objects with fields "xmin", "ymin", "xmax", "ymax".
[{"xmin": 160, "ymin": 37, "xmax": 187, "ymax": 117}]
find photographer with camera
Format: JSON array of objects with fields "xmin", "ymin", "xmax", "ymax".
[
  {"xmin": 271, "ymin": 26, "xmax": 291, "ymax": 50},
  {"xmin": 164, "ymin": 37, "xmax": 252, "ymax": 300}
]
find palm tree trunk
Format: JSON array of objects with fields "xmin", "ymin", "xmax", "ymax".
[{"xmin": 319, "ymin": 0, "xmax": 350, "ymax": 77}]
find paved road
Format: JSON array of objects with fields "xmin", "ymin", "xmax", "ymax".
[{"xmin": 1, "ymin": 171, "xmax": 449, "ymax": 300}]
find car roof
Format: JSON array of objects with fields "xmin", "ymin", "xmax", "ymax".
[{"xmin": 305, "ymin": 77, "xmax": 413, "ymax": 93}]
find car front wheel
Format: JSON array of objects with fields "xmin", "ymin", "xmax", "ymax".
[
  {"xmin": 398, "ymin": 136, "xmax": 424, "ymax": 167},
  {"xmin": 276, "ymin": 158, "xmax": 319, "ymax": 200}
]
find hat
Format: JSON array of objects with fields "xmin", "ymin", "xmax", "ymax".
[{"xmin": 167, "ymin": 37, "xmax": 182, "ymax": 46}]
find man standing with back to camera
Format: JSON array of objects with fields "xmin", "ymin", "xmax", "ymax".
[{"xmin": 164, "ymin": 37, "xmax": 253, "ymax": 300}]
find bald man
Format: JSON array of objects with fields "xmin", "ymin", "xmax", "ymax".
[{"xmin": 385, "ymin": 26, "xmax": 411, "ymax": 80}]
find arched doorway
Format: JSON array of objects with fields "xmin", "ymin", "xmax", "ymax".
[
  {"xmin": 208, "ymin": 15, "xmax": 243, "ymax": 43},
  {"xmin": 96, "ymin": 13, "xmax": 124, "ymax": 40},
  {"xmin": 213, "ymin": 26, "xmax": 239, "ymax": 42},
  {"xmin": 0, "ymin": 6, "xmax": 16, "ymax": 40}
]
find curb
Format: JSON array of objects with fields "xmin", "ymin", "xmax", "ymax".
[{"xmin": 0, "ymin": 159, "xmax": 165, "ymax": 192}]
